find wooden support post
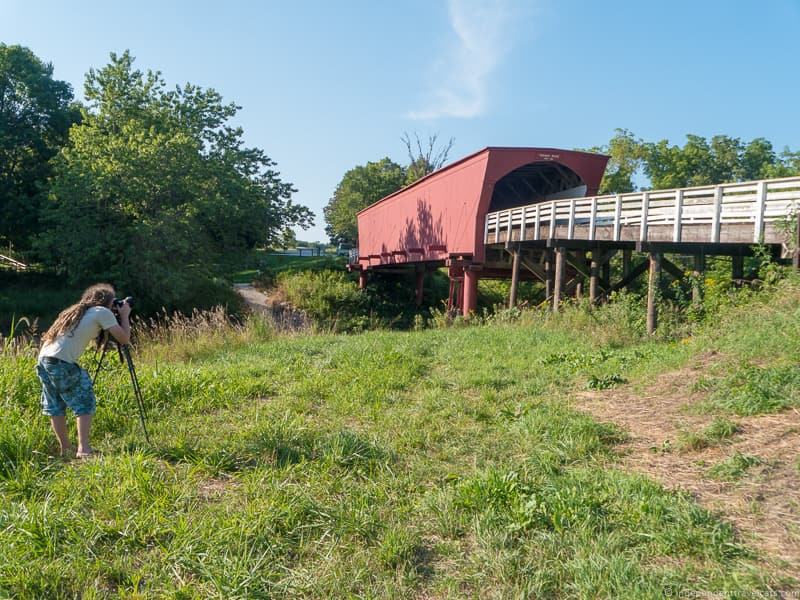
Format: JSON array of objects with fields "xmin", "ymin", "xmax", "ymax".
[
  {"xmin": 589, "ymin": 250, "xmax": 600, "ymax": 305},
  {"xmin": 732, "ymin": 255, "xmax": 744, "ymax": 282},
  {"xmin": 794, "ymin": 211, "xmax": 800, "ymax": 271},
  {"xmin": 692, "ymin": 254, "xmax": 704, "ymax": 305},
  {"xmin": 647, "ymin": 253, "xmax": 661, "ymax": 335},
  {"xmin": 415, "ymin": 270, "xmax": 425, "ymax": 306},
  {"xmin": 545, "ymin": 249, "xmax": 554, "ymax": 306},
  {"xmin": 574, "ymin": 250, "xmax": 585, "ymax": 299},
  {"xmin": 509, "ymin": 248, "xmax": 521, "ymax": 308},
  {"xmin": 553, "ymin": 247, "xmax": 566, "ymax": 312},
  {"xmin": 622, "ymin": 249, "xmax": 632, "ymax": 278},
  {"xmin": 358, "ymin": 271, "xmax": 368, "ymax": 290}
]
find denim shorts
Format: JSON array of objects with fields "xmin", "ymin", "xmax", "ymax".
[{"xmin": 36, "ymin": 358, "xmax": 97, "ymax": 417}]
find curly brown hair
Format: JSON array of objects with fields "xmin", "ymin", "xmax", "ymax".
[{"xmin": 42, "ymin": 283, "xmax": 116, "ymax": 344}]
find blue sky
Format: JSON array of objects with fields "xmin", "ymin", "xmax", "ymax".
[{"xmin": 3, "ymin": 0, "xmax": 799, "ymax": 242}]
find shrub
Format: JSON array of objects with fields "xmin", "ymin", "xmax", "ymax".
[{"xmin": 276, "ymin": 270, "xmax": 372, "ymax": 332}]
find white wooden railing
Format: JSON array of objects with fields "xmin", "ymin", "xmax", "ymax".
[{"xmin": 485, "ymin": 176, "xmax": 800, "ymax": 245}]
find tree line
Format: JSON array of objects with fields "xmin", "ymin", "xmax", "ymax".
[
  {"xmin": 588, "ymin": 128, "xmax": 800, "ymax": 195},
  {"xmin": 1, "ymin": 44, "xmax": 311, "ymax": 310}
]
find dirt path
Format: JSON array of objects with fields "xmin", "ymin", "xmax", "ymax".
[
  {"xmin": 233, "ymin": 283, "xmax": 270, "ymax": 311},
  {"xmin": 572, "ymin": 354, "xmax": 800, "ymax": 578},
  {"xmin": 233, "ymin": 283, "xmax": 307, "ymax": 331}
]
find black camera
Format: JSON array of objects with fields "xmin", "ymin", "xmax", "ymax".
[{"xmin": 112, "ymin": 296, "xmax": 135, "ymax": 309}]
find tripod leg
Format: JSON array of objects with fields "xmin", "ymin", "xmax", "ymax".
[
  {"xmin": 121, "ymin": 345, "xmax": 151, "ymax": 444},
  {"xmin": 92, "ymin": 336, "xmax": 112, "ymax": 385}
]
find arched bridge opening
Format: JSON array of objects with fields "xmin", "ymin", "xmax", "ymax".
[{"xmin": 488, "ymin": 161, "xmax": 587, "ymax": 213}]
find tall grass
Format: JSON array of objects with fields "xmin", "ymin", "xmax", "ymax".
[{"xmin": 136, "ymin": 306, "xmax": 282, "ymax": 362}]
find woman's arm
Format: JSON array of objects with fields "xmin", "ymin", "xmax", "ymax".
[{"xmin": 107, "ymin": 302, "xmax": 131, "ymax": 345}]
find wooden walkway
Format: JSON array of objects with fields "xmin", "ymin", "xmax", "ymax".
[{"xmin": 483, "ymin": 177, "xmax": 800, "ymax": 333}]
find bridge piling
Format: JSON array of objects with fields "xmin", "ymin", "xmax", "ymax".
[
  {"xmin": 589, "ymin": 251, "xmax": 600, "ymax": 305},
  {"xmin": 622, "ymin": 249, "xmax": 632, "ymax": 278},
  {"xmin": 692, "ymin": 255, "xmax": 705, "ymax": 305},
  {"xmin": 794, "ymin": 212, "xmax": 800, "ymax": 271},
  {"xmin": 544, "ymin": 249, "xmax": 554, "ymax": 307},
  {"xmin": 647, "ymin": 253, "xmax": 662, "ymax": 335},
  {"xmin": 463, "ymin": 268, "xmax": 479, "ymax": 317},
  {"xmin": 509, "ymin": 247, "xmax": 521, "ymax": 308},
  {"xmin": 732, "ymin": 255, "xmax": 744, "ymax": 282},
  {"xmin": 574, "ymin": 250, "xmax": 586, "ymax": 300},
  {"xmin": 553, "ymin": 247, "xmax": 566, "ymax": 312}
]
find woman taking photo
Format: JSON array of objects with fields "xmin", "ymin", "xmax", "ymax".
[{"xmin": 37, "ymin": 283, "xmax": 130, "ymax": 458}]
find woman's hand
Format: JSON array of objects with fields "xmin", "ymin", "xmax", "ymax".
[{"xmin": 117, "ymin": 301, "xmax": 132, "ymax": 319}]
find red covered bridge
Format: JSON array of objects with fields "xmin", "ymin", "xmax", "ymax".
[
  {"xmin": 349, "ymin": 147, "xmax": 610, "ymax": 314},
  {"xmin": 350, "ymin": 146, "xmax": 800, "ymax": 330}
]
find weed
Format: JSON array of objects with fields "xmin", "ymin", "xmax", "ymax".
[
  {"xmin": 677, "ymin": 418, "xmax": 740, "ymax": 452},
  {"xmin": 586, "ymin": 373, "xmax": 627, "ymax": 390},
  {"xmin": 707, "ymin": 452, "xmax": 763, "ymax": 481}
]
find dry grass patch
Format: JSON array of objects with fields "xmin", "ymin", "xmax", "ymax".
[{"xmin": 574, "ymin": 355, "xmax": 800, "ymax": 579}]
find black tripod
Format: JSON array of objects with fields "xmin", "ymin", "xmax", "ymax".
[{"xmin": 92, "ymin": 336, "xmax": 151, "ymax": 444}]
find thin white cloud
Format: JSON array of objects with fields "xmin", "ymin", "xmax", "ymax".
[{"xmin": 408, "ymin": 0, "xmax": 522, "ymax": 120}]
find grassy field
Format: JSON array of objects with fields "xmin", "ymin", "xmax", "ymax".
[{"xmin": 1, "ymin": 276, "xmax": 799, "ymax": 597}]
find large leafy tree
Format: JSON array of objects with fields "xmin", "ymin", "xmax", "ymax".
[
  {"xmin": 586, "ymin": 130, "xmax": 800, "ymax": 194},
  {"xmin": 0, "ymin": 44, "xmax": 79, "ymax": 251},
  {"xmin": 38, "ymin": 51, "xmax": 311, "ymax": 309},
  {"xmin": 581, "ymin": 128, "xmax": 644, "ymax": 194},
  {"xmin": 642, "ymin": 134, "xmax": 800, "ymax": 189},
  {"xmin": 323, "ymin": 158, "xmax": 407, "ymax": 245}
]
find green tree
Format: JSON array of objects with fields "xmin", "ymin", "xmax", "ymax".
[
  {"xmin": 0, "ymin": 44, "xmax": 79, "ymax": 251},
  {"xmin": 643, "ymin": 134, "xmax": 714, "ymax": 189},
  {"xmin": 582, "ymin": 128, "xmax": 644, "ymax": 194},
  {"xmin": 323, "ymin": 158, "xmax": 407, "ymax": 244},
  {"xmin": 761, "ymin": 146, "xmax": 800, "ymax": 179},
  {"xmin": 38, "ymin": 51, "xmax": 311, "ymax": 310},
  {"xmin": 741, "ymin": 138, "xmax": 778, "ymax": 180},
  {"xmin": 641, "ymin": 134, "xmax": 798, "ymax": 189}
]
